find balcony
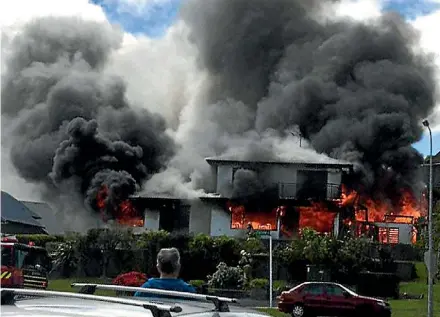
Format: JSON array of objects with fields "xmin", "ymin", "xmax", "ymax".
[{"xmin": 277, "ymin": 183, "xmax": 341, "ymax": 200}]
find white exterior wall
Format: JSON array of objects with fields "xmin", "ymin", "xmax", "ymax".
[
  {"xmin": 260, "ymin": 165, "xmax": 298, "ymax": 184},
  {"xmin": 189, "ymin": 200, "xmax": 212, "ymax": 234},
  {"xmin": 144, "ymin": 209, "xmax": 160, "ymax": 230},
  {"xmin": 210, "ymin": 206, "xmax": 245, "ymax": 237}
]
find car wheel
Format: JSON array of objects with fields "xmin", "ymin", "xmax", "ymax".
[{"xmin": 291, "ymin": 304, "xmax": 305, "ymax": 317}]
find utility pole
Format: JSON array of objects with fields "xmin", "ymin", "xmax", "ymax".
[{"xmin": 422, "ymin": 119, "xmax": 434, "ymax": 317}]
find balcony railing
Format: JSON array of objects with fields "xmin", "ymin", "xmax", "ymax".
[{"xmin": 277, "ymin": 182, "xmax": 341, "ymax": 200}]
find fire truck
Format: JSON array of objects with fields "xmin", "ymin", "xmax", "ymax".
[{"xmin": 1, "ymin": 235, "xmax": 51, "ymax": 289}]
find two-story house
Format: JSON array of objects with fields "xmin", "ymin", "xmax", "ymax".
[{"xmin": 188, "ymin": 157, "xmax": 354, "ymax": 238}]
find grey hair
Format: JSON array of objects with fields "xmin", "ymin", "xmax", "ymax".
[{"xmin": 156, "ymin": 247, "xmax": 181, "ymax": 274}]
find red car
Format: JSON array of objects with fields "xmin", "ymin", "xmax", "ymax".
[{"xmin": 277, "ymin": 282, "xmax": 391, "ymax": 317}]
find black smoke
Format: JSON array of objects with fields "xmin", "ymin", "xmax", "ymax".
[
  {"xmin": 1, "ymin": 17, "xmax": 175, "ymax": 221},
  {"xmin": 231, "ymin": 168, "xmax": 279, "ymax": 208},
  {"xmin": 231, "ymin": 169, "xmax": 264, "ymax": 198},
  {"xmin": 181, "ymin": 0, "xmax": 438, "ymax": 199}
]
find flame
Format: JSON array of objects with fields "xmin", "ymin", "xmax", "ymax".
[
  {"xmin": 297, "ymin": 203, "xmax": 337, "ymax": 233},
  {"xmin": 226, "ymin": 183, "xmax": 425, "ymax": 245},
  {"xmin": 228, "ymin": 203, "xmax": 280, "ymax": 231},
  {"xmin": 96, "ymin": 185, "xmax": 144, "ymax": 227},
  {"xmin": 339, "ymin": 185, "xmax": 426, "ymax": 224},
  {"xmin": 338, "ymin": 185, "xmax": 426, "ymax": 244}
]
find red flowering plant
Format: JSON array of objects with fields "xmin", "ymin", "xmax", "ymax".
[{"xmin": 112, "ymin": 271, "xmax": 148, "ymax": 296}]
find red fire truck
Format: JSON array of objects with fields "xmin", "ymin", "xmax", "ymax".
[{"xmin": 1, "ymin": 236, "xmax": 51, "ymax": 289}]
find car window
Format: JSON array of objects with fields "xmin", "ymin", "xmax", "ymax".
[
  {"xmin": 1, "ymin": 246, "xmax": 12, "ymax": 266},
  {"xmin": 325, "ymin": 285, "xmax": 346, "ymax": 297},
  {"xmin": 302, "ymin": 284, "xmax": 325, "ymax": 295}
]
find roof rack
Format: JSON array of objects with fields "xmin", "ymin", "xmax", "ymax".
[
  {"xmin": 1, "ymin": 288, "xmax": 182, "ymax": 317},
  {"xmin": 71, "ymin": 283, "xmax": 237, "ymax": 312}
]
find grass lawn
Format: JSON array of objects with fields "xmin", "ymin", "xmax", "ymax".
[{"xmin": 48, "ymin": 277, "xmax": 115, "ymax": 296}]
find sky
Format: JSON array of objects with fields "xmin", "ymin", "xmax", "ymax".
[{"xmin": 1, "ymin": 0, "xmax": 440, "ymax": 156}]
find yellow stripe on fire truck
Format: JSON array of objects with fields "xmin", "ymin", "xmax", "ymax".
[{"xmin": 1, "ymin": 271, "xmax": 12, "ymax": 279}]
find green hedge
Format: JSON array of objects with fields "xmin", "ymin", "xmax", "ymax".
[
  {"xmin": 16, "ymin": 234, "xmax": 65, "ymax": 246},
  {"xmin": 22, "ymin": 228, "xmax": 405, "ymax": 283}
]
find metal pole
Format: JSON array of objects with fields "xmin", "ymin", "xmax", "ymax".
[
  {"xmin": 424, "ymin": 120, "xmax": 434, "ymax": 317},
  {"xmin": 269, "ymin": 233, "xmax": 273, "ymax": 308}
]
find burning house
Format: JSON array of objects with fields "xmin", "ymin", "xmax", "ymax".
[{"xmin": 122, "ymin": 156, "xmax": 426, "ymax": 245}]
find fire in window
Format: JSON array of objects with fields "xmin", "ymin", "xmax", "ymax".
[{"xmin": 378, "ymin": 227, "xmax": 399, "ymax": 244}]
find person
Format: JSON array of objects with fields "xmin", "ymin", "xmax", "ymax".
[{"xmin": 134, "ymin": 247, "xmax": 195, "ymax": 297}]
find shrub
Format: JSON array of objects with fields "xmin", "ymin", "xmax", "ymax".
[
  {"xmin": 189, "ymin": 280, "xmax": 206, "ymax": 287},
  {"xmin": 207, "ymin": 262, "xmax": 245, "ymax": 290},
  {"xmin": 112, "ymin": 271, "xmax": 148, "ymax": 287},
  {"xmin": 273, "ymin": 280, "xmax": 287, "ymax": 292},
  {"xmin": 16, "ymin": 234, "xmax": 65, "ymax": 247},
  {"xmin": 249, "ymin": 278, "xmax": 268, "ymax": 289}
]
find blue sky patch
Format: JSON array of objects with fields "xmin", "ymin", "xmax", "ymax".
[
  {"xmin": 90, "ymin": 0, "xmax": 182, "ymax": 37},
  {"xmin": 382, "ymin": 0, "xmax": 440, "ymax": 19}
]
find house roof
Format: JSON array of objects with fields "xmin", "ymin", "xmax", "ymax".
[
  {"xmin": 205, "ymin": 157, "xmax": 354, "ymax": 169},
  {"xmin": 20, "ymin": 201, "xmax": 63, "ymax": 235},
  {"xmin": 1, "ymin": 191, "xmax": 46, "ymax": 229}
]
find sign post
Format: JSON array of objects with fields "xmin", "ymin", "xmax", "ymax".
[
  {"xmin": 269, "ymin": 231, "xmax": 273, "ymax": 308},
  {"xmin": 254, "ymin": 229, "xmax": 274, "ymax": 307}
]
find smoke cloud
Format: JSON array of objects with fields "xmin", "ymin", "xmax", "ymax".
[
  {"xmin": 232, "ymin": 169, "xmax": 265, "ymax": 199},
  {"xmin": 178, "ymin": 0, "xmax": 438, "ymax": 198},
  {"xmin": 2, "ymin": 0, "xmax": 439, "ymax": 228},
  {"xmin": 1, "ymin": 17, "xmax": 175, "ymax": 225}
]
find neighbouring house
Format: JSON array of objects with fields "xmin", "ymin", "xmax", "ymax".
[
  {"xmin": 1, "ymin": 191, "xmax": 48, "ymax": 234},
  {"xmin": 20, "ymin": 201, "xmax": 64, "ymax": 235},
  {"xmin": 421, "ymin": 151, "xmax": 440, "ymax": 190}
]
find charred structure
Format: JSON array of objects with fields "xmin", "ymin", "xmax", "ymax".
[{"xmin": 201, "ymin": 157, "xmax": 426, "ymax": 244}]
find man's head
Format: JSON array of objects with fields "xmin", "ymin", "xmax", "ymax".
[{"xmin": 156, "ymin": 247, "xmax": 181, "ymax": 277}]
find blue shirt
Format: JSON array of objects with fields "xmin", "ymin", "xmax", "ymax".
[{"xmin": 134, "ymin": 278, "xmax": 196, "ymax": 297}]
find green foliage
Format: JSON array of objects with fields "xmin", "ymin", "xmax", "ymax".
[
  {"xmin": 40, "ymin": 227, "xmax": 382, "ymax": 284},
  {"xmin": 50, "ymin": 239, "xmax": 78, "ymax": 277},
  {"xmin": 242, "ymin": 237, "xmax": 265, "ymax": 254},
  {"xmin": 207, "ymin": 262, "xmax": 245, "ymax": 290},
  {"xmin": 336, "ymin": 236, "xmax": 373, "ymax": 276},
  {"xmin": 136, "ymin": 230, "xmax": 170, "ymax": 249},
  {"xmin": 273, "ymin": 280, "xmax": 287, "ymax": 292},
  {"xmin": 16, "ymin": 234, "xmax": 65, "ymax": 246},
  {"xmin": 189, "ymin": 280, "xmax": 206, "ymax": 287},
  {"xmin": 249, "ymin": 278, "xmax": 268, "ymax": 289}
]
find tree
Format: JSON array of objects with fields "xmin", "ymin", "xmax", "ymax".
[{"xmin": 96, "ymin": 227, "xmax": 134, "ymax": 278}]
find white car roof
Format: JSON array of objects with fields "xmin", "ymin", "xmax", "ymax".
[{"xmin": 2, "ymin": 297, "xmax": 153, "ymax": 317}]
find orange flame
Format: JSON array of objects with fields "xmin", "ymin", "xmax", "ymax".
[
  {"xmin": 339, "ymin": 185, "xmax": 426, "ymax": 224},
  {"xmin": 298, "ymin": 203, "xmax": 337, "ymax": 233},
  {"xmin": 229, "ymin": 204, "xmax": 278, "ymax": 231},
  {"xmin": 96, "ymin": 185, "xmax": 144, "ymax": 227}
]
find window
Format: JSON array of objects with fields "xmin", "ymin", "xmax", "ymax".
[
  {"xmin": 1, "ymin": 247, "xmax": 12, "ymax": 266},
  {"xmin": 325, "ymin": 285, "xmax": 346, "ymax": 297},
  {"xmin": 232, "ymin": 167, "xmax": 258, "ymax": 182},
  {"xmin": 302, "ymin": 284, "xmax": 325, "ymax": 295},
  {"xmin": 378, "ymin": 227, "xmax": 399, "ymax": 244},
  {"xmin": 14, "ymin": 248, "xmax": 28, "ymax": 269}
]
